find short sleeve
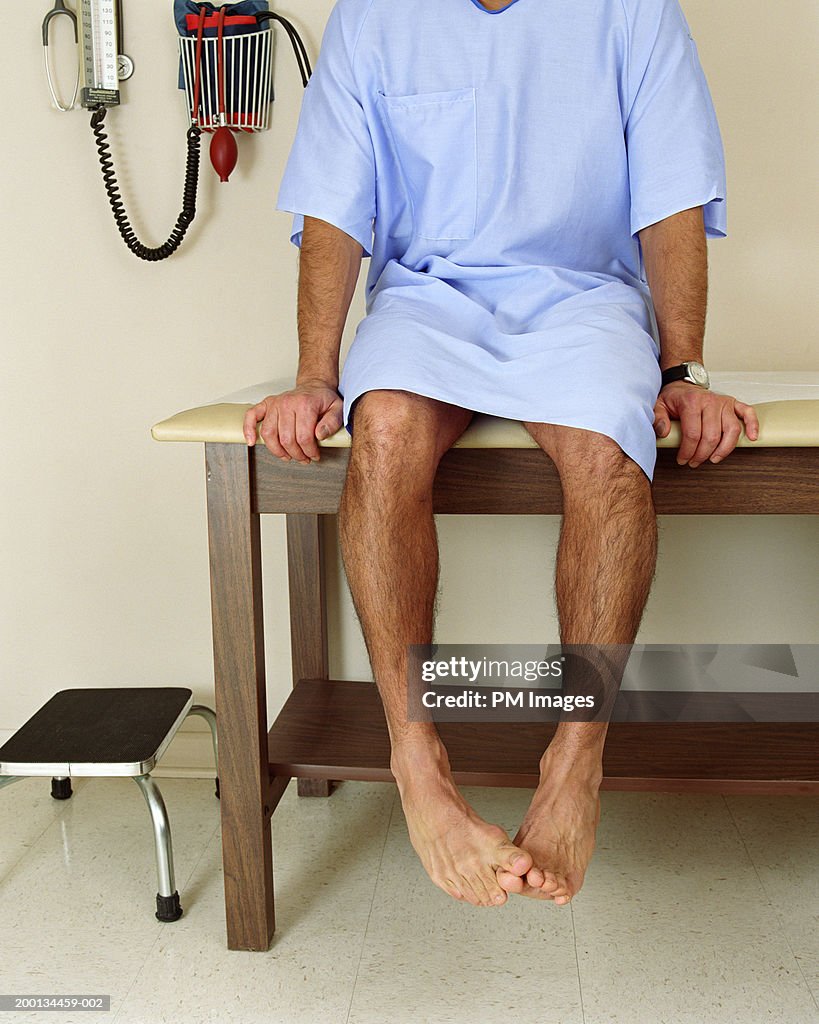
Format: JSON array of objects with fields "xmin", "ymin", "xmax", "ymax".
[
  {"xmin": 624, "ymin": 0, "xmax": 727, "ymax": 239},
  {"xmin": 275, "ymin": 2, "xmax": 376, "ymax": 256}
]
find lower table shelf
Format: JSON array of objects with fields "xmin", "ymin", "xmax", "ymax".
[{"xmin": 267, "ymin": 679, "xmax": 819, "ymax": 794}]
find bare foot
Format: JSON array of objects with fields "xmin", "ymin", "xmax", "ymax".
[
  {"xmin": 392, "ymin": 744, "xmax": 532, "ymax": 907},
  {"xmin": 497, "ymin": 746, "xmax": 602, "ymax": 905}
]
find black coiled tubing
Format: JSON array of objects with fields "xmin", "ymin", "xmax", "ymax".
[{"xmin": 90, "ymin": 105, "xmax": 201, "ymax": 262}]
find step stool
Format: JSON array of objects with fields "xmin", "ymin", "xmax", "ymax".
[{"xmin": 0, "ymin": 687, "xmax": 218, "ymax": 922}]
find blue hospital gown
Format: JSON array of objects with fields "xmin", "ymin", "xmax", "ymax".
[{"xmin": 275, "ymin": 0, "xmax": 727, "ymax": 480}]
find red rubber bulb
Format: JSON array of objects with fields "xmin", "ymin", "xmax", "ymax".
[{"xmin": 210, "ymin": 126, "xmax": 238, "ymax": 182}]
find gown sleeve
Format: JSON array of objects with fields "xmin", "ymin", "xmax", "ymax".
[
  {"xmin": 275, "ymin": 2, "xmax": 376, "ymax": 256},
  {"xmin": 624, "ymin": 0, "xmax": 727, "ymax": 239}
]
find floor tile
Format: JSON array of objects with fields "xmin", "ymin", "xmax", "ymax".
[
  {"xmin": 573, "ymin": 793, "xmax": 819, "ymax": 1024},
  {"xmin": 0, "ymin": 776, "xmax": 91, "ymax": 880},
  {"xmin": 726, "ymin": 795, "xmax": 819, "ymax": 1004}
]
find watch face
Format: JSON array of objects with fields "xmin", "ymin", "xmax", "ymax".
[{"xmin": 687, "ymin": 362, "xmax": 710, "ymax": 387}]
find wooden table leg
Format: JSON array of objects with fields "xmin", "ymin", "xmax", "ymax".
[
  {"xmin": 286, "ymin": 514, "xmax": 335, "ymax": 797},
  {"xmin": 205, "ymin": 443, "xmax": 275, "ymax": 951}
]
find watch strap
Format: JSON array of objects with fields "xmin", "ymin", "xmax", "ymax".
[
  {"xmin": 661, "ymin": 364, "xmax": 690, "ymax": 388},
  {"xmin": 661, "ymin": 362, "xmax": 709, "ymax": 389}
]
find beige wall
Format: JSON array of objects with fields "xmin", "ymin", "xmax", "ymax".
[{"xmin": 2, "ymin": 1, "xmax": 816, "ymax": 771}]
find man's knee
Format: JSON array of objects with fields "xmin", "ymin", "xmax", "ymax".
[
  {"xmin": 352, "ymin": 390, "xmax": 421, "ymax": 447},
  {"xmin": 524, "ymin": 422, "xmax": 644, "ymax": 488},
  {"xmin": 351, "ymin": 390, "xmax": 468, "ymax": 467},
  {"xmin": 343, "ymin": 390, "xmax": 453, "ymax": 508}
]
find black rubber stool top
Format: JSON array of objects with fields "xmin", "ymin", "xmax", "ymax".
[{"xmin": 0, "ymin": 688, "xmax": 193, "ymax": 777}]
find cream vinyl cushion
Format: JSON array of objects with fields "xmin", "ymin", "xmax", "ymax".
[{"xmin": 152, "ymin": 372, "xmax": 819, "ymax": 448}]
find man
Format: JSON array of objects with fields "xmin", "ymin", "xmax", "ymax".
[{"xmin": 244, "ymin": 0, "xmax": 759, "ymax": 908}]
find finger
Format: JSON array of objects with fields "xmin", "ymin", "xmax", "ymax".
[
  {"xmin": 257, "ymin": 408, "xmax": 288, "ymax": 460},
  {"xmin": 243, "ymin": 402, "xmax": 266, "ymax": 445},
  {"xmin": 688, "ymin": 403, "xmax": 723, "ymax": 467},
  {"xmin": 676, "ymin": 406, "xmax": 703, "ymax": 465},
  {"xmin": 735, "ymin": 400, "xmax": 760, "ymax": 441},
  {"xmin": 277, "ymin": 408, "xmax": 311, "ymax": 464},
  {"xmin": 295, "ymin": 410, "xmax": 322, "ymax": 462},
  {"xmin": 709, "ymin": 405, "xmax": 743, "ymax": 463},
  {"xmin": 315, "ymin": 398, "xmax": 344, "ymax": 442},
  {"xmin": 653, "ymin": 400, "xmax": 672, "ymax": 438}
]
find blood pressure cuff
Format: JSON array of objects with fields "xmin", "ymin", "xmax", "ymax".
[
  {"xmin": 175, "ymin": 0, "xmax": 272, "ymax": 100},
  {"xmin": 174, "ymin": 0, "xmax": 269, "ymax": 36}
]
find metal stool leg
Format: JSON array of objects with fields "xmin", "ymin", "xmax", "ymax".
[
  {"xmin": 132, "ymin": 774, "xmax": 183, "ymax": 922},
  {"xmin": 186, "ymin": 704, "xmax": 219, "ymax": 798}
]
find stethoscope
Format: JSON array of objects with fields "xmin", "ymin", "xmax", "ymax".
[
  {"xmin": 42, "ymin": 0, "xmax": 134, "ymax": 112},
  {"xmin": 42, "ymin": 0, "xmax": 80, "ymax": 112}
]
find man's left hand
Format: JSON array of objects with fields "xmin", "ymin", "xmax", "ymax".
[{"xmin": 653, "ymin": 382, "xmax": 760, "ymax": 467}]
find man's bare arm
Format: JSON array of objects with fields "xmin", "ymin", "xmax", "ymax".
[
  {"xmin": 296, "ymin": 215, "xmax": 364, "ymax": 388},
  {"xmin": 639, "ymin": 205, "xmax": 707, "ymax": 370},
  {"xmin": 639, "ymin": 207, "xmax": 758, "ymax": 467},
  {"xmin": 244, "ymin": 216, "xmax": 364, "ymax": 463}
]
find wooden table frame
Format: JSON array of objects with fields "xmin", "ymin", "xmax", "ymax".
[{"xmin": 203, "ymin": 442, "xmax": 818, "ymax": 951}]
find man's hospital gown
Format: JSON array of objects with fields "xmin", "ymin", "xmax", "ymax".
[{"xmin": 275, "ymin": 0, "xmax": 727, "ymax": 481}]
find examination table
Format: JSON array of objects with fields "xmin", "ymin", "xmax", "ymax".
[{"xmin": 152, "ymin": 370, "xmax": 819, "ymax": 951}]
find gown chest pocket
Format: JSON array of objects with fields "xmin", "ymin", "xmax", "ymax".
[{"xmin": 377, "ymin": 87, "xmax": 478, "ymax": 241}]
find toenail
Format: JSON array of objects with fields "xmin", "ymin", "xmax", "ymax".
[{"xmin": 494, "ymin": 894, "xmax": 505, "ymax": 904}]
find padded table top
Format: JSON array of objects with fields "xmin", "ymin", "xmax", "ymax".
[{"xmin": 151, "ymin": 371, "xmax": 819, "ymax": 448}]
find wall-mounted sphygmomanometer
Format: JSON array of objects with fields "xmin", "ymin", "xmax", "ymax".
[{"xmin": 41, "ymin": 1, "xmax": 311, "ymax": 261}]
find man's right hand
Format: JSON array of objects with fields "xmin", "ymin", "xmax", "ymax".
[{"xmin": 243, "ymin": 381, "xmax": 343, "ymax": 464}]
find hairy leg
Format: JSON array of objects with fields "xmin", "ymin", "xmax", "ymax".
[
  {"xmin": 498, "ymin": 424, "xmax": 658, "ymax": 904},
  {"xmin": 338, "ymin": 390, "xmax": 532, "ymax": 906}
]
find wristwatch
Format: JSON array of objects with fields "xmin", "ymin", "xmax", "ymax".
[{"xmin": 661, "ymin": 361, "xmax": 711, "ymax": 390}]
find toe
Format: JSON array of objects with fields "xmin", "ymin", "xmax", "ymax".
[
  {"xmin": 469, "ymin": 871, "xmax": 505, "ymax": 908},
  {"xmin": 466, "ymin": 872, "xmax": 490, "ymax": 907},
  {"xmin": 496, "ymin": 869, "xmax": 525, "ymax": 894},
  {"xmin": 535, "ymin": 870, "xmax": 565, "ymax": 896},
  {"xmin": 516, "ymin": 880, "xmax": 556, "ymax": 901},
  {"xmin": 486, "ymin": 888, "xmax": 508, "ymax": 906},
  {"xmin": 443, "ymin": 879, "xmax": 464, "ymax": 901},
  {"xmin": 495, "ymin": 843, "xmax": 532, "ymax": 877},
  {"xmin": 460, "ymin": 868, "xmax": 493, "ymax": 909},
  {"xmin": 526, "ymin": 864, "xmax": 545, "ymax": 888},
  {"xmin": 524, "ymin": 865, "xmax": 565, "ymax": 894},
  {"xmin": 555, "ymin": 873, "xmax": 584, "ymax": 903},
  {"xmin": 484, "ymin": 875, "xmax": 509, "ymax": 906},
  {"xmin": 457, "ymin": 875, "xmax": 486, "ymax": 907}
]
